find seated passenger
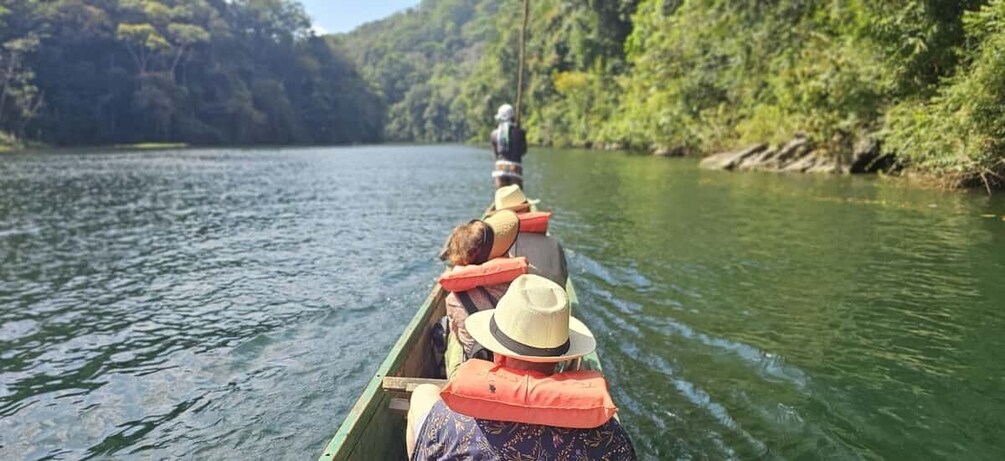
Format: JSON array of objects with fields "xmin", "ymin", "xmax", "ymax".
[
  {"xmin": 490, "ymin": 185, "xmax": 569, "ymax": 285},
  {"xmin": 438, "ymin": 210, "xmax": 521, "ymax": 377},
  {"xmin": 486, "ymin": 183, "xmax": 534, "ymax": 214},
  {"xmin": 407, "ymin": 275, "xmax": 637, "ymax": 460}
]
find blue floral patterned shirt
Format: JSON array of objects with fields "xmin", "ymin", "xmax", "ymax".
[{"xmin": 413, "ymin": 400, "xmax": 637, "ymax": 460}]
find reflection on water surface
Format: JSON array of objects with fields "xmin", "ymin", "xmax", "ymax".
[{"xmin": 2, "ymin": 146, "xmax": 1004, "ymax": 459}]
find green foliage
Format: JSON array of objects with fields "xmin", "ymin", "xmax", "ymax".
[
  {"xmin": 5, "ymin": 0, "xmax": 1004, "ymax": 187},
  {"xmin": 341, "ymin": 0, "xmax": 499, "ymax": 142},
  {"xmin": 342, "ymin": 0, "xmax": 634, "ymax": 146},
  {"xmin": 0, "ymin": 0, "xmax": 43, "ymax": 138},
  {"xmin": 887, "ymin": 0, "xmax": 1005, "ymax": 189},
  {"xmin": 609, "ymin": 0, "xmax": 905, "ymax": 153},
  {"xmin": 0, "ymin": 130, "xmax": 19, "ymax": 151},
  {"xmin": 0, "ymin": 0, "xmax": 384, "ymax": 146},
  {"xmin": 347, "ymin": 0, "xmax": 1005, "ymax": 187}
]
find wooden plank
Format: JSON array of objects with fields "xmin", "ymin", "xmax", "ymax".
[{"xmin": 382, "ymin": 377, "xmax": 447, "ymax": 393}]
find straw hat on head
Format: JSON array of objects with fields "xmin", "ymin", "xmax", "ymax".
[
  {"xmin": 481, "ymin": 209, "xmax": 520, "ymax": 261},
  {"xmin": 465, "ymin": 274, "xmax": 596, "ymax": 363},
  {"xmin": 490, "ymin": 185, "xmax": 539, "ymax": 215},
  {"xmin": 439, "ymin": 210, "xmax": 520, "ymax": 265}
]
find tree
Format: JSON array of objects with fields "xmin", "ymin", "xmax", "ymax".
[
  {"xmin": 0, "ymin": 35, "xmax": 44, "ymax": 136},
  {"xmin": 7, "ymin": 0, "xmax": 383, "ymax": 146}
]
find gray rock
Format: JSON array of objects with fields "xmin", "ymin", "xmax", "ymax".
[
  {"xmin": 737, "ymin": 148, "xmax": 779, "ymax": 171},
  {"xmin": 700, "ymin": 143, "xmax": 768, "ymax": 170},
  {"xmin": 699, "ymin": 152, "xmax": 736, "ymax": 169},
  {"xmin": 782, "ymin": 154, "xmax": 818, "ymax": 173},
  {"xmin": 775, "ymin": 138, "xmax": 812, "ymax": 165},
  {"xmin": 803, "ymin": 150, "xmax": 839, "ymax": 174},
  {"xmin": 849, "ymin": 137, "xmax": 880, "ymax": 173},
  {"xmin": 849, "ymin": 137, "xmax": 895, "ymax": 173},
  {"xmin": 653, "ymin": 145, "xmax": 685, "ymax": 157},
  {"xmin": 807, "ymin": 161, "xmax": 839, "ymax": 174}
]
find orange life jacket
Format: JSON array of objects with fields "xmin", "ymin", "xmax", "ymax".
[
  {"xmin": 438, "ymin": 257, "xmax": 528, "ymax": 293},
  {"xmin": 517, "ymin": 211, "xmax": 551, "ymax": 234},
  {"xmin": 440, "ymin": 359, "xmax": 618, "ymax": 429}
]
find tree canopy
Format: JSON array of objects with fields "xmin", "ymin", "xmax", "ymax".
[
  {"xmin": 0, "ymin": 0, "xmax": 384, "ymax": 146},
  {"xmin": 343, "ymin": 0, "xmax": 1004, "ymax": 188},
  {"xmin": 3, "ymin": 0, "xmax": 1003, "ymax": 188}
]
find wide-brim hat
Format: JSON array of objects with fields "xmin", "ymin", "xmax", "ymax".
[
  {"xmin": 466, "ymin": 274, "xmax": 596, "ymax": 363},
  {"xmin": 494, "ymin": 185, "xmax": 532, "ymax": 213},
  {"xmin": 487, "ymin": 186, "xmax": 539, "ymax": 216},
  {"xmin": 482, "ymin": 209, "xmax": 520, "ymax": 260}
]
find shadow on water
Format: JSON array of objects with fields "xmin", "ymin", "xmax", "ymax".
[
  {"xmin": 529, "ymin": 148, "xmax": 1005, "ymax": 460},
  {"xmin": 2, "ymin": 145, "xmax": 1005, "ymax": 459}
]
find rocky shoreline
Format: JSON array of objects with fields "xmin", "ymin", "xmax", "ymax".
[{"xmin": 698, "ymin": 137, "xmax": 896, "ymax": 175}]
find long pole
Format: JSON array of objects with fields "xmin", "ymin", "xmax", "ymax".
[{"xmin": 514, "ymin": 0, "xmax": 530, "ymax": 127}]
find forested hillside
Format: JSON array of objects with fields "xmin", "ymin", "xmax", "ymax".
[
  {"xmin": 4, "ymin": 0, "xmax": 1004, "ymax": 188},
  {"xmin": 346, "ymin": 0, "xmax": 1005, "ymax": 189},
  {"xmin": 339, "ymin": 0, "xmax": 499, "ymax": 142},
  {"xmin": 0, "ymin": 0, "xmax": 383, "ymax": 147}
]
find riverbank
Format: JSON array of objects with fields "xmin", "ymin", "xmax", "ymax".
[
  {"xmin": 0, "ymin": 137, "xmax": 191, "ymax": 154},
  {"xmin": 696, "ymin": 137, "xmax": 894, "ymax": 175},
  {"xmin": 691, "ymin": 135, "xmax": 1003, "ymax": 193},
  {"xmin": 114, "ymin": 143, "xmax": 189, "ymax": 150}
]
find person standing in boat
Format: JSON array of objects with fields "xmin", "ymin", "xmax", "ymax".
[
  {"xmin": 406, "ymin": 275, "xmax": 637, "ymax": 460},
  {"xmin": 490, "ymin": 104, "xmax": 527, "ymax": 189}
]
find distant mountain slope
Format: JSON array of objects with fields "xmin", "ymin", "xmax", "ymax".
[
  {"xmin": 343, "ymin": 0, "xmax": 1003, "ymax": 189},
  {"xmin": 341, "ymin": 0, "xmax": 499, "ymax": 142}
]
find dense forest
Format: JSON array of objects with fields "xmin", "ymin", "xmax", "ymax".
[
  {"xmin": 344, "ymin": 0, "xmax": 1005, "ymax": 189},
  {"xmin": 0, "ymin": 0, "xmax": 383, "ymax": 147},
  {"xmin": 3, "ymin": 0, "xmax": 1004, "ymax": 189}
]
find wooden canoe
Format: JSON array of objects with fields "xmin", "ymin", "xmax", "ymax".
[{"xmin": 317, "ymin": 219, "xmax": 601, "ymax": 460}]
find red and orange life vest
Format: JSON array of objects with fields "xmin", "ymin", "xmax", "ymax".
[
  {"xmin": 438, "ymin": 257, "xmax": 528, "ymax": 293},
  {"xmin": 516, "ymin": 211, "xmax": 551, "ymax": 234},
  {"xmin": 440, "ymin": 359, "xmax": 618, "ymax": 429}
]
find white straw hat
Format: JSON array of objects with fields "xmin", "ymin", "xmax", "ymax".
[
  {"xmin": 488, "ymin": 185, "xmax": 539, "ymax": 215},
  {"xmin": 465, "ymin": 274, "xmax": 596, "ymax": 363},
  {"xmin": 494, "ymin": 185, "xmax": 531, "ymax": 212}
]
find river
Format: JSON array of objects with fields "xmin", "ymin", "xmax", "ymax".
[{"xmin": 1, "ymin": 145, "xmax": 1004, "ymax": 460}]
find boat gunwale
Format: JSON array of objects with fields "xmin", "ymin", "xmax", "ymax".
[
  {"xmin": 318, "ymin": 283, "xmax": 446, "ymax": 460},
  {"xmin": 318, "ymin": 200, "xmax": 601, "ymax": 460}
]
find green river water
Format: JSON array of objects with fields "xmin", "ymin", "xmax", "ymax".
[{"xmin": 1, "ymin": 145, "xmax": 1004, "ymax": 460}]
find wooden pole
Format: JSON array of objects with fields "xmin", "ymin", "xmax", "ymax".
[{"xmin": 514, "ymin": 0, "xmax": 530, "ymax": 127}]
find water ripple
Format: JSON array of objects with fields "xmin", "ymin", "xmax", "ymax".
[
  {"xmin": 4, "ymin": 147, "xmax": 1005, "ymax": 460},
  {"xmin": 538, "ymin": 149, "xmax": 1005, "ymax": 459},
  {"xmin": 0, "ymin": 146, "xmax": 489, "ymax": 460}
]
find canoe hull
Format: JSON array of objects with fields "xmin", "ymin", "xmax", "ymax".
[
  {"xmin": 319, "ymin": 199, "xmax": 599, "ymax": 460},
  {"xmin": 318, "ymin": 286, "xmax": 448, "ymax": 460}
]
